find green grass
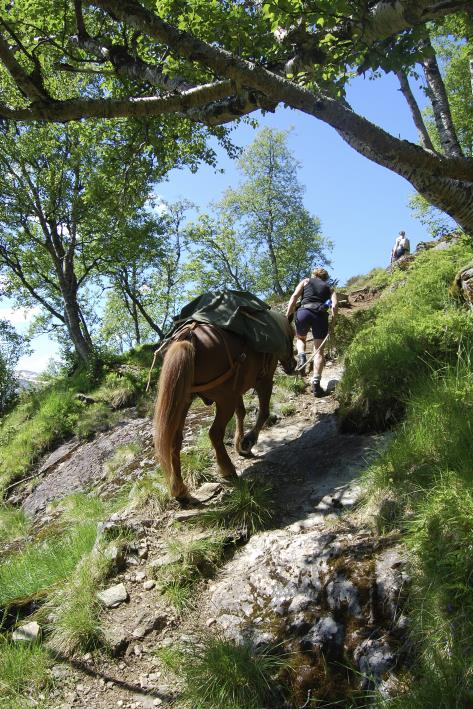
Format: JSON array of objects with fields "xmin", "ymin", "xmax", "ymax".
[
  {"xmin": 344, "ymin": 267, "xmax": 391, "ymax": 292},
  {"xmin": 46, "ymin": 547, "xmax": 111, "ymax": 654},
  {"xmin": 0, "ymin": 521, "xmax": 98, "ymax": 608},
  {"xmin": 0, "ymin": 505, "xmax": 30, "ymax": 545},
  {"xmin": 191, "ymin": 478, "xmax": 274, "ymax": 535},
  {"xmin": 158, "ymin": 635, "xmax": 289, "ymax": 709},
  {"xmin": 279, "ymin": 402, "xmax": 297, "ymax": 416},
  {"xmin": 75, "ymin": 402, "xmax": 122, "ymax": 439},
  {"xmin": 128, "ymin": 470, "xmax": 171, "ymax": 513},
  {"xmin": 0, "ymin": 354, "xmax": 154, "ymax": 492},
  {"xmin": 274, "ymin": 373, "xmax": 306, "ymax": 395},
  {"xmin": 156, "ymin": 533, "xmax": 226, "ymax": 611},
  {"xmin": 93, "ymin": 370, "xmax": 141, "ymax": 409},
  {"xmin": 0, "ymin": 387, "xmax": 82, "ymax": 492},
  {"xmin": 0, "ymin": 639, "xmax": 51, "ymax": 706},
  {"xmin": 181, "ymin": 427, "xmax": 215, "ymax": 487},
  {"xmin": 359, "ymin": 357, "xmax": 473, "ymax": 706},
  {"xmin": 103, "ymin": 442, "xmax": 141, "ymax": 479},
  {"xmin": 330, "ymin": 308, "xmax": 376, "ymax": 358},
  {"xmin": 340, "ymin": 243, "xmax": 473, "ymax": 704},
  {"xmin": 339, "ymin": 242, "xmax": 473, "ymax": 432}
]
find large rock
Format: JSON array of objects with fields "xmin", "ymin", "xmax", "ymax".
[
  {"xmin": 12, "ymin": 621, "xmax": 41, "ymax": 643},
  {"xmin": 22, "ymin": 418, "xmax": 150, "ymax": 516},
  {"xmin": 97, "ymin": 583, "xmax": 128, "ymax": 608},
  {"xmin": 206, "ymin": 519, "xmax": 410, "ymax": 697},
  {"xmin": 354, "ymin": 638, "xmax": 395, "ymax": 689},
  {"xmin": 453, "ymin": 262, "xmax": 473, "ymax": 310}
]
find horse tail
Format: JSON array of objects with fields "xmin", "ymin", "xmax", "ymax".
[{"xmin": 153, "ymin": 340, "xmax": 195, "ymax": 485}]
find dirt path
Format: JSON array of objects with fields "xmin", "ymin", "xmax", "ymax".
[{"xmin": 45, "ymin": 360, "xmax": 405, "ymax": 709}]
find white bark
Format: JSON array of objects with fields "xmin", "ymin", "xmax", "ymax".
[
  {"xmin": 396, "ymin": 70, "xmax": 435, "ymax": 152},
  {"xmin": 422, "ymin": 42, "xmax": 463, "ymax": 158}
]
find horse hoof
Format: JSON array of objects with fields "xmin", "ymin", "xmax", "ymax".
[
  {"xmin": 238, "ymin": 448, "xmax": 254, "ymax": 458},
  {"xmin": 172, "ymin": 485, "xmax": 189, "ymax": 500},
  {"xmin": 220, "ymin": 470, "xmax": 238, "ymax": 482},
  {"xmin": 239, "ymin": 436, "xmax": 256, "ymax": 456}
]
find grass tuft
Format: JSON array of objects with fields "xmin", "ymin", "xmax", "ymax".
[
  {"xmin": 157, "ymin": 533, "xmax": 226, "ymax": 611},
  {"xmin": 75, "ymin": 402, "xmax": 122, "ymax": 439},
  {"xmin": 0, "ymin": 522, "xmax": 97, "ymax": 608},
  {"xmin": 0, "ymin": 639, "xmax": 51, "ymax": 705},
  {"xmin": 128, "ymin": 470, "xmax": 171, "ymax": 513},
  {"xmin": 0, "ymin": 505, "xmax": 30, "ymax": 545},
  {"xmin": 192, "ymin": 478, "xmax": 274, "ymax": 534},
  {"xmin": 181, "ymin": 428, "xmax": 214, "ymax": 487},
  {"xmin": 158, "ymin": 635, "xmax": 289, "ymax": 709},
  {"xmin": 103, "ymin": 442, "xmax": 141, "ymax": 479},
  {"xmin": 46, "ymin": 548, "xmax": 111, "ymax": 654},
  {"xmin": 274, "ymin": 373, "xmax": 306, "ymax": 395}
]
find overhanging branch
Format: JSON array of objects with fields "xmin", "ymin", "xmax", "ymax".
[{"xmin": 0, "ymin": 80, "xmax": 235, "ymax": 121}]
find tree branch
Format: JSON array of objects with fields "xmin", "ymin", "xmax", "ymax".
[
  {"xmin": 396, "ymin": 69, "xmax": 435, "ymax": 152},
  {"xmin": 0, "ymin": 80, "xmax": 235, "ymax": 121},
  {"xmin": 0, "ymin": 244, "xmax": 66, "ymax": 322},
  {"xmin": 0, "ymin": 30, "xmax": 50, "ymax": 103}
]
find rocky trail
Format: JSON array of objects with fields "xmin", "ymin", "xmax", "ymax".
[
  {"xmin": 3, "ymin": 291, "xmax": 413, "ymax": 708},
  {"xmin": 4, "ymin": 347, "xmax": 412, "ymax": 709}
]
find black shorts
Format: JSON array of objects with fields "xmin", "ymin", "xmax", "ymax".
[{"xmin": 295, "ymin": 308, "xmax": 329, "ymax": 340}]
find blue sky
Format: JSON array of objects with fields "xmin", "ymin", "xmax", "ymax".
[{"xmin": 6, "ymin": 70, "xmax": 453, "ymax": 372}]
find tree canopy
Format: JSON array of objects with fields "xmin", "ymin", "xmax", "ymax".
[
  {"xmin": 188, "ymin": 128, "xmax": 331, "ymax": 297},
  {"xmin": 0, "ymin": 1, "xmax": 472, "ymax": 231}
]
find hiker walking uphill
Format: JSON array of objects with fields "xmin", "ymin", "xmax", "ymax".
[
  {"xmin": 391, "ymin": 230, "xmax": 410, "ymax": 261},
  {"xmin": 286, "ymin": 267, "xmax": 338, "ymax": 397}
]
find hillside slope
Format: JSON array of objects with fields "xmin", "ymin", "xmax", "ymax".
[{"xmin": 1, "ymin": 241, "xmax": 472, "ymax": 707}]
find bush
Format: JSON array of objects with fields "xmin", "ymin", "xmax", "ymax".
[{"xmin": 339, "ymin": 243, "xmax": 473, "ymax": 432}]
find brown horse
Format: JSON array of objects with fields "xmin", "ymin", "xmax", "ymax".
[{"xmin": 153, "ymin": 320, "xmax": 296, "ymax": 498}]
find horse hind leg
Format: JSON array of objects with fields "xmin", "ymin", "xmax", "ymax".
[
  {"xmin": 209, "ymin": 399, "xmax": 238, "ymax": 480},
  {"xmin": 234, "ymin": 396, "xmax": 246, "ymax": 455},
  {"xmin": 240, "ymin": 375, "xmax": 273, "ymax": 455}
]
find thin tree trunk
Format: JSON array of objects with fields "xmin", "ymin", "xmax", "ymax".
[
  {"xmin": 131, "ymin": 298, "xmax": 141, "ymax": 345},
  {"xmin": 422, "ymin": 40, "xmax": 463, "ymax": 158},
  {"xmin": 266, "ymin": 140, "xmax": 284, "ymax": 297},
  {"xmin": 62, "ymin": 291, "xmax": 94, "ymax": 362},
  {"xmin": 396, "ymin": 70, "xmax": 435, "ymax": 151}
]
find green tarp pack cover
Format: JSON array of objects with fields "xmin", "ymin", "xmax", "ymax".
[{"xmin": 169, "ymin": 289, "xmax": 292, "ymax": 357}]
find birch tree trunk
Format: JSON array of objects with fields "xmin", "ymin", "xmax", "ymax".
[{"xmin": 422, "ymin": 40, "xmax": 464, "ymax": 158}]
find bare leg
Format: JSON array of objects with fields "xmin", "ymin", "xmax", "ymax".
[
  {"xmin": 240, "ymin": 376, "xmax": 273, "ymax": 454},
  {"xmin": 170, "ymin": 400, "xmax": 191, "ymax": 499},
  {"xmin": 296, "ymin": 334, "xmax": 307, "ymax": 374},
  {"xmin": 312, "ymin": 337, "xmax": 325, "ymax": 379},
  {"xmin": 209, "ymin": 399, "xmax": 238, "ymax": 479},
  {"xmin": 312, "ymin": 337, "xmax": 326, "ymax": 397},
  {"xmin": 296, "ymin": 335, "xmax": 306, "ymax": 356},
  {"xmin": 234, "ymin": 396, "xmax": 246, "ymax": 454}
]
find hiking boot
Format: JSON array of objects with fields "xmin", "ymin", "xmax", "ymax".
[
  {"xmin": 312, "ymin": 379, "xmax": 325, "ymax": 397},
  {"xmin": 297, "ymin": 353, "xmax": 307, "ymax": 375}
]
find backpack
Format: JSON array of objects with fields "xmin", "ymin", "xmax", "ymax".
[{"xmin": 400, "ymin": 236, "xmax": 410, "ymax": 251}]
